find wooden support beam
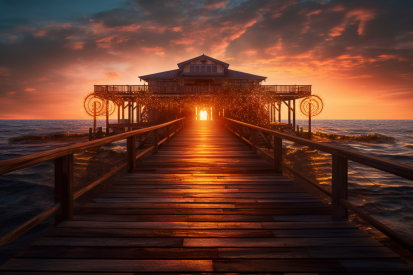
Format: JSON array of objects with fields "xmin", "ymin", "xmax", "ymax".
[
  {"xmin": 153, "ymin": 129, "xmax": 158, "ymax": 153},
  {"xmin": 269, "ymin": 104, "xmax": 272, "ymax": 122},
  {"xmin": 288, "ymin": 101, "xmax": 291, "ymax": 125},
  {"xmin": 278, "ymin": 102, "xmax": 281, "ymax": 122},
  {"xmin": 127, "ymin": 135, "xmax": 136, "ymax": 173},
  {"xmin": 332, "ymin": 155, "xmax": 348, "ymax": 219},
  {"xmin": 251, "ymin": 129, "xmax": 257, "ymax": 153},
  {"xmin": 293, "ymin": 99, "xmax": 296, "ymax": 129},
  {"xmin": 274, "ymin": 137, "xmax": 282, "ymax": 173},
  {"xmin": 105, "ymin": 100, "xmax": 109, "ymax": 135},
  {"xmin": 54, "ymin": 154, "xmax": 73, "ymax": 225},
  {"xmin": 259, "ymin": 131, "xmax": 273, "ymax": 149},
  {"xmin": 128, "ymin": 102, "xmax": 132, "ymax": 131},
  {"xmin": 122, "ymin": 101, "xmax": 125, "ymax": 120},
  {"xmin": 117, "ymin": 104, "xmax": 120, "ymax": 123}
]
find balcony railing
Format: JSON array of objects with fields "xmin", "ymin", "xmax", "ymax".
[{"xmin": 94, "ymin": 85, "xmax": 311, "ymax": 97}]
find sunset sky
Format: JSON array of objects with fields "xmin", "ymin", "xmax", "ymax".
[{"xmin": 0, "ymin": 0, "xmax": 412, "ymax": 119}]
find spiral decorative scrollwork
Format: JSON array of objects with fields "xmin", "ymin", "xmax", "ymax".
[
  {"xmin": 106, "ymin": 100, "xmax": 116, "ymax": 116},
  {"xmin": 300, "ymin": 95, "xmax": 324, "ymax": 117},
  {"xmin": 84, "ymin": 93, "xmax": 115, "ymax": 117}
]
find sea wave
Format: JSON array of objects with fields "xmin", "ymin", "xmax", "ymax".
[
  {"xmin": 313, "ymin": 132, "xmax": 395, "ymax": 142},
  {"xmin": 9, "ymin": 133, "xmax": 87, "ymax": 142}
]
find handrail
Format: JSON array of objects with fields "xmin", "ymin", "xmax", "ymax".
[
  {"xmin": 0, "ymin": 117, "xmax": 186, "ymax": 247},
  {"xmin": 0, "ymin": 203, "xmax": 61, "ymax": 247},
  {"xmin": 0, "ymin": 117, "xmax": 185, "ymax": 175},
  {"xmin": 94, "ymin": 85, "xmax": 311, "ymax": 97},
  {"xmin": 223, "ymin": 118, "xmax": 413, "ymax": 181},
  {"xmin": 221, "ymin": 117, "xmax": 413, "ymax": 252}
]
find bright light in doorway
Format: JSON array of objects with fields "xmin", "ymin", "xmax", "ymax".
[{"xmin": 200, "ymin": 110, "xmax": 208, "ymax": 120}]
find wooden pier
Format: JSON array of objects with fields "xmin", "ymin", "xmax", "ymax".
[{"xmin": 1, "ymin": 120, "xmax": 413, "ymax": 273}]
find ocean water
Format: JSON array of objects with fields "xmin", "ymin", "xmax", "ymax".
[
  {"xmin": 289, "ymin": 119, "xmax": 413, "ymax": 241},
  {"xmin": 0, "ymin": 119, "xmax": 412, "ymax": 262}
]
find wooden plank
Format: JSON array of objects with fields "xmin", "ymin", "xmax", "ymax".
[
  {"xmin": 70, "ymin": 214, "xmax": 278, "ymax": 222},
  {"xmin": 45, "ymin": 228, "xmax": 276, "ymax": 238},
  {"xmin": 1, "ymin": 120, "xmax": 409, "ymax": 274},
  {"xmin": 32, "ymin": 237, "xmax": 184, "ymax": 247},
  {"xmin": 212, "ymin": 259, "xmax": 346, "ymax": 272},
  {"xmin": 219, "ymin": 246, "xmax": 399, "ymax": 259},
  {"xmin": 17, "ymin": 247, "xmax": 220, "ymax": 259},
  {"xmin": 57, "ymin": 221, "xmax": 264, "ymax": 229},
  {"xmin": 339, "ymin": 259, "xmax": 413, "ymax": 272},
  {"xmin": 0, "ymin": 259, "xmax": 214, "ymax": 272},
  {"xmin": 183, "ymin": 237, "xmax": 382, "ymax": 247}
]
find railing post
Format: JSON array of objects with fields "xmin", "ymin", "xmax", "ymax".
[
  {"xmin": 167, "ymin": 125, "xmax": 170, "ymax": 143},
  {"xmin": 251, "ymin": 129, "xmax": 257, "ymax": 153},
  {"xmin": 154, "ymin": 129, "xmax": 158, "ymax": 153},
  {"xmin": 54, "ymin": 154, "xmax": 74, "ymax": 225},
  {"xmin": 332, "ymin": 155, "xmax": 348, "ymax": 219},
  {"xmin": 239, "ymin": 125, "xmax": 243, "ymax": 140},
  {"xmin": 273, "ymin": 136, "xmax": 282, "ymax": 173},
  {"xmin": 127, "ymin": 135, "xmax": 136, "ymax": 173}
]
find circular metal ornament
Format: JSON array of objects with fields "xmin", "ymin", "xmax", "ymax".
[
  {"xmin": 84, "ymin": 93, "xmax": 106, "ymax": 117},
  {"xmin": 300, "ymin": 95, "xmax": 324, "ymax": 117}
]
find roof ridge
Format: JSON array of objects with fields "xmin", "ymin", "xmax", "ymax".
[{"xmin": 177, "ymin": 55, "xmax": 230, "ymax": 68}]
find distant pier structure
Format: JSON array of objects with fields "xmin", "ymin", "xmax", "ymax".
[{"xmin": 92, "ymin": 54, "xmax": 311, "ymax": 134}]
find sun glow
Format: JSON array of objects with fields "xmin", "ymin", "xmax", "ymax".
[{"xmin": 200, "ymin": 110, "xmax": 208, "ymax": 120}]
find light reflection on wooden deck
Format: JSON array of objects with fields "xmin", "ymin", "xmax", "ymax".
[{"xmin": 1, "ymin": 120, "xmax": 412, "ymax": 274}]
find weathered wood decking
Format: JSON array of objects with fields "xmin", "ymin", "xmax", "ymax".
[{"xmin": 1, "ymin": 120, "xmax": 412, "ymax": 274}]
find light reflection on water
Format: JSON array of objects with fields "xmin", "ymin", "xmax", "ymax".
[
  {"xmin": 283, "ymin": 119, "xmax": 413, "ymax": 241},
  {"xmin": 0, "ymin": 119, "xmax": 412, "ymax": 260}
]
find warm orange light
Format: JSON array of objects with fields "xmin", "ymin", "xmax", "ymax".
[{"xmin": 200, "ymin": 110, "xmax": 208, "ymax": 120}]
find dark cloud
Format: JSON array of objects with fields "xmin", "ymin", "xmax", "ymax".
[{"xmin": 0, "ymin": 0, "xmax": 412, "ymax": 118}]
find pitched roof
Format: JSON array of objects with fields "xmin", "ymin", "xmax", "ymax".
[
  {"xmin": 226, "ymin": 69, "xmax": 266, "ymax": 80},
  {"xmin": 177, "ymin": 54, "xmax": 230, "ymax": 69},
  {"xmin": 139, "ymin": 69, "xmax": 181, "ymax": 79},
  {"xmin": 139, "ymin": 68, "xmax": 266, "ymax": 80}
]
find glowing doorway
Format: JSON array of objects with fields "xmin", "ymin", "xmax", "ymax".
[{"xmin": 200, "ymin": 110, "xmax": 208, "ymax": 120}]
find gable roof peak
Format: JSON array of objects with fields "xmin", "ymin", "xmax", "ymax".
[{"xmin": 177, "ymin": 54, "xmax": 230, "ymax": 69}]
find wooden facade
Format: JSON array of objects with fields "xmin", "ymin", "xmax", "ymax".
[{"xmin": 93, "ymin": 55, "xmax": 312, "ymax": 134}]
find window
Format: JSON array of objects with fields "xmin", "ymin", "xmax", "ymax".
[{"xmin": 189, "ymin": 64, "xmax": 218, "ymax": 73}]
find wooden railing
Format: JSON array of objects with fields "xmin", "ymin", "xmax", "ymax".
[
  {"xmin": 0, "ymin": 118, "xmax": 186, "ymax": 247},
  {"xmin": 94, "ymin": 85, "xmax": 311, "ymax": 97},
  {"xmin": 221, "ymin": 117, "xmax": 413, "ymax": 252}
]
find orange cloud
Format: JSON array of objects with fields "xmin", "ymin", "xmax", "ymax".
[
  {"xmin": 0, "ymin": 67, "xmax": 10, "ymax": 76},
  {"xmin": 203, "ymin": 1, "xmax": 229, "ymax": 10},
  {"xmin": 33, "ymin": 29, "xmax": 47, "ymax": 37},
  {"xmin": 37, "ymin": 77, "xmax": 50, "ymax": 81},
  {"xmin": 329, "ymin": 9, "xmax": 376, "ymax": 37},
  {"xmin": 102, "ymin": 71, "xmax": 121, "ymax": 79}
]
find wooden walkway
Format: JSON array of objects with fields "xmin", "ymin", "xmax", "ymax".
[{"xmin": 1, "ymin": 120, "xmax": 412, "ymax": 274}]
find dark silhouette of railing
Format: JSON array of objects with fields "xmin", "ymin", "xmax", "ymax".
[
  {"xmin": 94, "ymin": 85, "xmax": 311, "ymax": 97},
  {"xmin": 0, "ymin": 118, "xmax": 186, "ymax": 247},
  {"xmin": 221, "ymin": 117, "xmax": 413, "ymax": 252}
]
